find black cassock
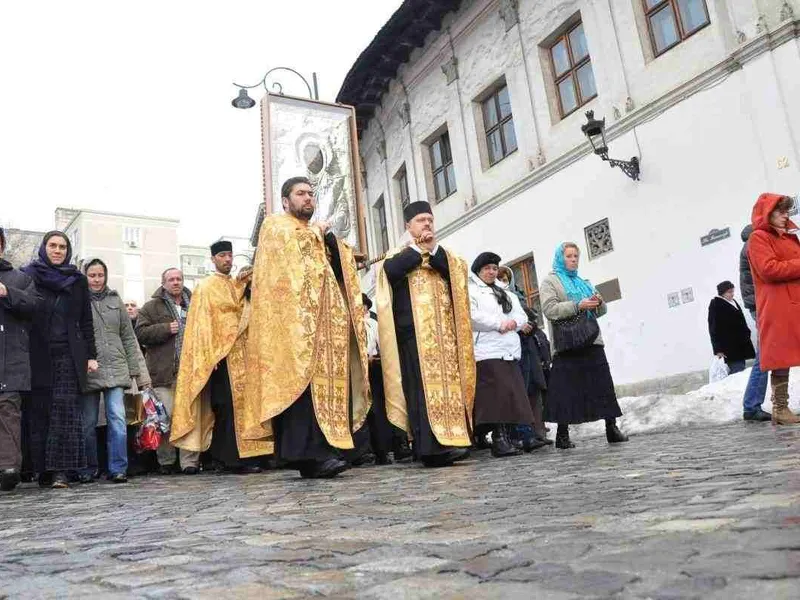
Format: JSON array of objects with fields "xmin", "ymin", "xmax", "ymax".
[
  {"xmin": 207, "ymin": 359, "xmax": 260, "ymax": 468},
  {"xmin": 344, "ymin": 334, "xmax": 395, "ymax": 463},
  {"xmin": 383, "ymin": 246, "xmax": 457, "ymax": 460},
  {"xmin": 273, "ymin": 232, "xmax": 346, "ymax": 466}
]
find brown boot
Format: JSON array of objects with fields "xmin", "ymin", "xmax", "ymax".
[{"xmin": 770, "ymin": 372, "xmax": 800, "ymax": 425}]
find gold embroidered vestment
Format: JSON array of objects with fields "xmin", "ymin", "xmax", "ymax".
[
  {"xmin": 376, "ymin": 248, "xmax": 475, "ymax": 447},
  {"xmin": 243, "ymin": 213, "xmax": 370, "ymax": 450},
  {"xmin": 170, "ymin": 272, "xmax": 272, "ymax": 457}
]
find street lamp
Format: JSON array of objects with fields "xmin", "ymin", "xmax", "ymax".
[
  {"xmin": 581, "ymin": 111, "xmax": 640, "ymax": 181},
  {"xmin": 231, "ymin": 67, "xmax": 319, "ymax": 108}
]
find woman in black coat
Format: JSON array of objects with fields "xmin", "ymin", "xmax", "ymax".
[
  {"xmin": 22, "ymin": 231, "xmax": 98, "ymax": 488},
  {"xmin": 708, "ymin": 280, "xmax": 755, "ymax": 375}
]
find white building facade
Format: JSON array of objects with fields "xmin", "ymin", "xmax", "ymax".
[
  {"xmin": 58, "ymin": 208, "xmax": 180, "ymax": 306},
  {"xmin": 338, "ymin": 0, "xmax": 800, "ymax": 388}
]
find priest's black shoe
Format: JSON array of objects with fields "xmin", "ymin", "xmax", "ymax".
[
  {"xmin": 606, "ymin": 422, "xmax": 629, "ymax": 444},
  {"xmin": 743, "ymin": 409, "xmax": 772, "ymax": 422},
  {"xmin": 421, "ymin": 449, "xmax": 468, "ymax": 468},
  {"xmin": 491, "ymin": 426, "xmax": 522, "ymax": 458},
  {"xmin": 1, "ymin": 469, "xmax": 20, "ymax": 492},
  {"xmin": 393, "ymin": 438, "xmax": 413, "ymax": 462},
  {"xmin": 182, "ymin": 466, "xmax": 200, "ymax": 475},
  {"xmin": 375, "ymin": 452, "xmax": 393, "ymax": 465},
  {"xmin": 451, "ymin": 448, "xmax": 470, "ymax": 462},
  {"xmin": 351, "ymin": 452, "xmax": 376, "ymax": 467},
  {"xmin": 234, "ymin": 464, "xmax": 262, "ymax": 475},
  {"xmin": 555, "ymin": 433, "xmax": 575, "ymax": 449},
  {"xmin": 301, "ymin": 458, "xmax": 349, "ymax": 479}
]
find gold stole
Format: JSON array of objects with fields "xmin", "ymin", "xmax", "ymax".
[
  {"xmin": 170, "ymin": 273, "xmax": 272, "ymax": 457},
  {"xmin": 243, "ymin": 213, "xmax": 370, "ymax": 450},
  {"xmin": 376, "ymin": 248, "xmax": 475, "ymax": 446}
]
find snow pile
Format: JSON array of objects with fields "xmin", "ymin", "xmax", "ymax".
[{"xmin": 566, "ymin": 367, "xmax": 800, "ymax": 440}]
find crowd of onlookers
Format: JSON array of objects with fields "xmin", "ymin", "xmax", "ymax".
[
  {"xmin": 1, "ymin": 191, "xmax": 798, "ymax": 492},
  {"xmin": 708, "ymin": 194, "xmax": 800, "ymax": 425}
]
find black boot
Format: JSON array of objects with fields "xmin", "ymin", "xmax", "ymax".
[
  {"xmin": 0, "ymin": 468, "xmax": 21, "ymax": 492},
  {"xmin": 555, "ymin": 424, "xmax": 575, "ymax": 449},
  {"xmin": 491, "ymin": 425, "xmax": 521, "ymax": 458},
  {"xmin": 605, "ymin": 419, "xmax": 629, "ymax": 444}
]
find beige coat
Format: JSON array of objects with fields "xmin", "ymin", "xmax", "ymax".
[{"xmin": 539, "ymin": 273, "xmax": 606, "ymax": 349}]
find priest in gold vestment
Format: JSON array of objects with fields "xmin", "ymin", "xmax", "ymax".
[
  {"xmin": 376, "ymin": 201, "xmax": 475, "ymax": 467},
  {"xmin": 169, "ymin": 241, "xmax": 272, "ymax": 472},
  {"xmin": 244, "ymin": 177, "xmax": 370, "ymax": 479}
]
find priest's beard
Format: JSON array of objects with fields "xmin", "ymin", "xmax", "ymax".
[{"xmin": 288, "ymin": 205, "xmax": 314, "ymax": 222}]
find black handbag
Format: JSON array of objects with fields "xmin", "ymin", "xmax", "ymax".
[{"xmin": 552, "ymin": 311, "xmax": 600, "ymax": 353}]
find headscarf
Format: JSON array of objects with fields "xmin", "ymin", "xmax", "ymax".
[
  {"xmin": 22, "ymin": 230, "xmax": 81, "ymax": 292},
  {"xmin": 84, "ymin": 258, "xmax": 110, "ymax": 301},
  {"xmin": 552, "ymin": 243, "xmax": 595, "ymax": 303}
]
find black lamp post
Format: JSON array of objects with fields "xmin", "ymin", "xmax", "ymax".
[
  {"xmin": 232, "ymin": 67, "xmax": 319, "ymax": 109},
  {"xmin": 581, "ymin": 111, "xmax": 640, "ymax": 181}
]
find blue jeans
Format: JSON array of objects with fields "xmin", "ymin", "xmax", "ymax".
[
  {"xmin": 743, "ymin": 311, "xmax": 769, "ymax": 414},
  {"xmin": 82, "ymin": 387, "xmax": 128, "ymax": 476}
]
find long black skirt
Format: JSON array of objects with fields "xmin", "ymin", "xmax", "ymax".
[
  {"xmin": 474, "ymin": 359, "xmax": 534, "ymax": 426},
  {"xmin": 28, "ymin": 343, "xmax": 86, "ymax": 473},
  {"xmin": 544, "ymin": 345, "xmax": 622, "ymax": 425}
]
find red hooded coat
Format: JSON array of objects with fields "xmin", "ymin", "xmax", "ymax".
[{"xmin": 747, "ymin": 193, "xmax": 800, "ymax": 370}]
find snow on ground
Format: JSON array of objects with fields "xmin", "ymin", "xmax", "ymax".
[{"xmin": 565, "ymin": 367, "xmax": 800, "ymax": 440}]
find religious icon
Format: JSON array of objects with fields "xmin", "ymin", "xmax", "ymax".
[{"xmin": 259, "ymin": 93, "xmax": 366, "ymax": 251}]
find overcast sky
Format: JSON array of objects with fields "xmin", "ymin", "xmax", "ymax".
[{"xmin": 0, "ymin": 0, "xmax": 402, "ymax": 245}]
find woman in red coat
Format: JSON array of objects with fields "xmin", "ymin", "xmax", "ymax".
[{"xmin": 747, "ymin": 193, "xmax": 800, "ymax": 425}]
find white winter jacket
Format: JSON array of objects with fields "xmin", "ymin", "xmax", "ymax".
[{"xmin": 469, "ymin": 273, "xmax": 528, "ymax": 362}]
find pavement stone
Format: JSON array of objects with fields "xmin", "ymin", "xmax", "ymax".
[{"xmin": 1, "ymin": 422, "xmax": 799, "ymax": 598}]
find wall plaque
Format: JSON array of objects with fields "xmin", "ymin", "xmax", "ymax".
[
  {"xmin": 667, "ymin": 292, "xmax": 680, "ymax": 308},
  {"xmin": 681, "ymin": 287, "xmax": 694, "ymax": 304},
  {"xmin": 595, "ymin": 278, "xmax": 622, "ymax": 303},
  {"xmin": 700, "ymin": 228, "xmax": 730, "ymax": 247}
]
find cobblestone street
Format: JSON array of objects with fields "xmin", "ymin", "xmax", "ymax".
[{"xmin": 1, "ymin": 423, "xmax": 799, "ymax": 599}]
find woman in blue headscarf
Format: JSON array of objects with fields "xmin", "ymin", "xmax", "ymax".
[{"xmin": 539, "ymin": 242, "xmax": 627, "ymax": 449}]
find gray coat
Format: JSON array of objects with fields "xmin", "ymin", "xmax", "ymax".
[
  {"xmin": 85, "ymin": 289, "xmax": 140, "ymax": 392},
  {"xmin": 540, "ymin": 273, "xmax": 606, "ymax": 350}
]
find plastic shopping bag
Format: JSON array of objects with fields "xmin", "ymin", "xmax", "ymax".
[
  {"xmin": 708, "ymin": 356, "xmax": 730, "ymax": 384},
  {"xmin": 134, "ymin": 388, "xmax": 170, "ymax": 453}
]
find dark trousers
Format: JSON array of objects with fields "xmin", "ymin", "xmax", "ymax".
[
  {"xmin": 367, "ymin": 360, "xmax": 394, "ymax": 455},
  {"xmin": 0, "ymin": 392, "xmax": 22, "ymax": 470}
]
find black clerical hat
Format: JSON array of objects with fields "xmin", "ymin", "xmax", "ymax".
[
  {"xmin": 210, "ymin": 240, "xmax": 233, "ymax": 256},
  {"xmin": 471, "ymin": 251, "xmax": 502, "ymax": 275},
  {"xmin": 403, "ymin": 201, "xmax": 433, "ymax": 223}
]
